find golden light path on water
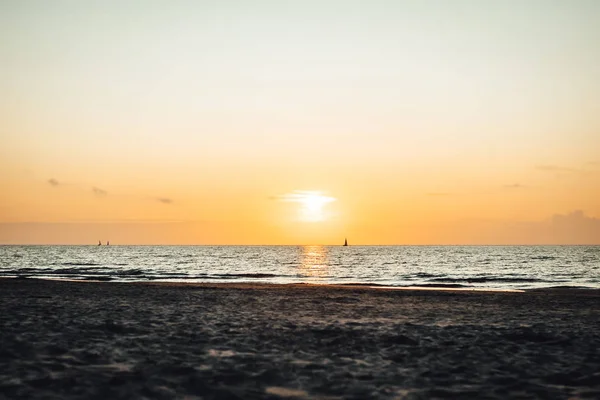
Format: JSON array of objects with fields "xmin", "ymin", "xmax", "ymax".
[{"xmin": 298, "ymin": 245, "xmax": 329, "ymax": 280}]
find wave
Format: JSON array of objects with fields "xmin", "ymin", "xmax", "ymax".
[
  {"xmin": 115, "ymin": 272, "xmax": 286, "ymax": 281},
  {"xmin": 53, "ymin": 262, "xmax": 103, "ymax": 266},
  {"xmin": 57, "ymin": 268, "xmax": 144, "ymax": 276},
  {"xmin": 428, "ymin": 276, "xmax": 543, "ymax": 283},
  {"xmin": 82, "ymin": 276, "xmax": 113, "ymax": 281},
  {"xmin": 414, "ymin": 272, "xmax": 439, "ymax": 278},
  {"xmin": 528, "ymin": 285, "xmax": 600, "ymax": 291},
  {"xmin": 408, "ymin": 283, "xmax": 467, "ymax": 288},
  {"xmin": 211, "ymin": 273, "xmax": 281, "ymax": 279},
  {"xmin": 0, "ymin": 267, "xmax": 146, "ymax": 277},
  {"xmin": 338, "ymin": 282, "xmax": 468, "ymax": 288},
  {"xmin": 0, "ymin": 268, "xmax": 544, "ymax": 284},
  {"xmin": 0, "ymin": 271, "xmax": 287, "ymax": 280}
]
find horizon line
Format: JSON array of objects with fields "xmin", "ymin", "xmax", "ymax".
[{"xmin": 1, "ymin": 243, "xmax": 598, "ymax": 247}]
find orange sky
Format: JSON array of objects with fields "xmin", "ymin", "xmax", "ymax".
[{"xmin": 1, "ymin": 1, "xmax": 599, "ymax": 244}]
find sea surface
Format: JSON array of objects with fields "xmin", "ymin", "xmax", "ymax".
[{"xmin": 0, "ymin": 245, "xmax": 599, "ymax": 289}]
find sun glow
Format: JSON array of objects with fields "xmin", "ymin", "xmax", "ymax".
[
  {"xmin": 280, "ymin": 191, "xmax": 336, "ymax": 222},
  {"xmin": 299, "ymin": 245, "xmax": 329, "ymax": 279}
]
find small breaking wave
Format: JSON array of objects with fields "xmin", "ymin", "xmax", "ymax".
[
  {"xmin": 0, "ymin": 267, "xmax": 146, "ymax": 278},
  {"xmin": 414, "ymin": 272, "xmax": 439, "ymax": 278},
  {"xmin": 428, "ymin": 276, "xmax": 543, "ymax": 283},
  {"xmin": 82, "ymin": 276, "xmax": 113, "ymax": 281},
  {"xmin": 54, "ymin": 262, "xmax": 103, "ymax": 266},
  {"xmin": 210, "ymin": 273, "xmax": 282, "ymax": 279},
  {"xmin": 408, "ymin": 283, "xmax": 467, "ymax": 288}
]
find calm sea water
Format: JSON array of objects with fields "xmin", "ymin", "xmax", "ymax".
[{"xmin": 1, "ymin": 245, "xmax": 599, "ymax": 289}]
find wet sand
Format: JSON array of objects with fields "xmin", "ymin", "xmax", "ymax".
[{"xmin": 1, "ymin": 278, "xmax": 599, "ymax": 399}]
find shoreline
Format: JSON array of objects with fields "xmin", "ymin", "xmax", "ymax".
[{"xmin": 3, "ymin": 276, "xmax": 600, "ymax": 295}]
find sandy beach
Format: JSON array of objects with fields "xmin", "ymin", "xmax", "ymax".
[{"xmin": 1, "ymin": 278, "xmax": 599, "ymax": 399}]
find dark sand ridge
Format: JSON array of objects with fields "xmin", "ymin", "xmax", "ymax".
[{"xmin": 1, "ymin": 278, "xmax": 599, "ymax": 399}]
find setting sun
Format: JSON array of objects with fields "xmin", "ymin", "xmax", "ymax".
[{"xmin": 279, "ymin": 191, "xmax": 336, "ymax": 222}]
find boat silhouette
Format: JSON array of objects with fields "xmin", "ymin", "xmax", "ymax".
[{"xmin": 343, "ymin": 238, "xmax": 348, "ymax": 246}]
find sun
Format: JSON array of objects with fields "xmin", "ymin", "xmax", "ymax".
[
  {"xmin": 299, "ymin": 192, "xmax": 335, "ymax": 222},
  {"xmin": 279, "ymin": 191, "xmax": 336, "ymax": 222}
]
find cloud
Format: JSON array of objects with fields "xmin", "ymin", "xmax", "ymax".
[
  {"xmin": 535, "ymin": 165, "xmax": 578, "ymax": 173},
  {"xmin": 276, "ymin": 191, "xmax": 337, "ymax": 222},
  {"xmin": 92, "ymin": 187, "xmax": 107, "ymax": 197},
  {"xmin": 48, "ymin": 178, "xmax": 60, "ymax": 187},
  {"xmin": 503, "ymin": 183, "xmax": 525, "ymax": 189},
  {"xmin": 157, "ymin": 197, "xmax": 173, "ymax": 205},
  {"xmin": 277, "ymin": 190, "xmax": 336, "ymax": 203},
  {"xmin": 551, "ymin": 210, "xmax": 599, "ymax": 230},
  {"xmin": 536, "ymin": 164, "xmax": 598, "ymax": 177},
  {"xmin": 435, "ymin": 210, "xmax": 600, "ymax": 244}
]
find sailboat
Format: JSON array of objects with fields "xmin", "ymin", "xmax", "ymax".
[
  {"xmin": 98, "ymin": 240, "xmax": 101, "ymax": 246},
  {"xmin": 343, "ymin": 238, "xmax": 348, "ymax": 246}
]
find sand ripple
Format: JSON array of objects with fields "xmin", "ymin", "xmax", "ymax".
[{"xmin": 0, "ymin": 279, "xmax": 599, "ymax": 399}]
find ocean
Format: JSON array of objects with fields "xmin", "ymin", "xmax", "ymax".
[{"xmin": 1, "ymin": 245, "xmax": 598, "ymax": 289}]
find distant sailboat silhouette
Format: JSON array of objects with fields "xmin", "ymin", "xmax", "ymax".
[
  {"xmin": 106, "ymin": 241, "xmax": 110, "ymax": 246},
  {"xmin": 343, "ymin": 238, "xmax": 348, "ymax": 246},
  {"xmin": 98, "ymin": 240, "xmax": 101, "ymax": 246}
]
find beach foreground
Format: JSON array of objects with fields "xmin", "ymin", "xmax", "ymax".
[{"xmin": 1, "ymin": 279, "xmax": 599, "ymax": 399}]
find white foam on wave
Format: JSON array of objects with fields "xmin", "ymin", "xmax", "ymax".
[{"xmin": 373, "ymin": 286, "xmax": 525, "ymax": 293}]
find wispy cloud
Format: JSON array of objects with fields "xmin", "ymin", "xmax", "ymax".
[
  {"xmin": 433, "ymin": 210, "xmax": 600, "ymax": 244},
  {"xmin": 426, "ymin": 192, "xmax": 451, "ymax": 196},
  {"xmin": 276, "ymin": 190, "xmax": 336, "ymax": 203},
  {"xmin": 535, "ymin": 164, "xmax": 597, "ymax": 177},
  {"xmin": 503, "ymin": 183, "xmax": 525, "ymax": 189},
  {"xmin": 48, "ymin": 178, "xmax": 60, "ymax": 187},
  {"xmin": 551, "ymin": 210, "xmax": 598, "ymax": 225},
  {"xmin": 276, "ymin": 190, "xmax": 336, "ymax": 222},
  {"xmin": 535, "ymin": 165, "xmax": 578, "ymax": 173},
  {"xmin": 156, "ymin": 197, "xmax": 173, "ymax": 205},
  {"xmin": 92, "ymin": 187, "xmax": 107, "ymax": 197}
]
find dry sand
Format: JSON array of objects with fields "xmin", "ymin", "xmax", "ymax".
[{"xmin": 0, "ymin": 278, "xmax": 599, "ymax": 399}]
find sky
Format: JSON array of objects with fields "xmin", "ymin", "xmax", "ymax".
[{"xmin": 1, "ymin": 0, "xmax": 599, "ymax": 244}]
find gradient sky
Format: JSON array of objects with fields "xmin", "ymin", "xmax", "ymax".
[{"xmin": 1, "ymin": 0, "xmax": 599, "ymax": 244}]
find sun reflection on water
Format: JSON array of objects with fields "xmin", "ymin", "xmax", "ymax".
[{"xmin": 299, "ymin": 245, "xmax": 329, "ymax": 280}]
